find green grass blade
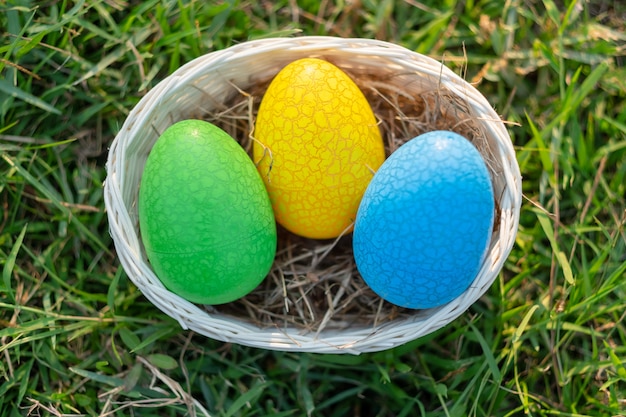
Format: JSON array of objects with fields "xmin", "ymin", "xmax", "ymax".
[
  {"xmin": 16, "ymin": 359, "xmax": 34, "ymax": 406},
  {"xmin": 606, "ymin": 346, "xmax": 626, "ymax": 380},
  {"xmin": 524, "ymin": 112, "xmax": 553, "ymax": 174},
  {"xmin": 0, "ymin": 79, "xmax": 61, "ymax": 115},
  {"xmin": 556, "ymin": 250, "xmax": 575, "ymax": 285},
  {"xmin": 1, "ymin": 153, "xmax": 108, "ymax": 252},
  {"xmin": 146, "ymin": 354, "xmax": 178, "ymax": 371},
  {"xmin": 470, "ymin": 324, "xmax": 502, "ymax": 382},
  {"xmin": 513, "ymin": 305, "xmax": 539, "ymax": 353},
  {"xmin": 536, "ymin": 211, "xmax": 575, "ymax": 285},
  {"xmin": 70, "ymin": 367, "xmax": 126, "ymax": 388},
  {"xmin": 224, "ymin": 381, "xmax": 268, "ymax": 417},
  {"xmin": 119, "ymin": 327, "xmax": 142, "ymax": 352},
  {"xmin": 2, "ymin": 223, "xmax": 27, "ymax": 294},
  {"xmin": 72, "ymin": 27, "xmax": 154, "ymax": 86},
  {"xmin": 542, "ymin": 62, "xmax": 610, "ymax": 135}
]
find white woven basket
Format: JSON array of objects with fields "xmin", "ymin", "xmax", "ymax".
[{"xmin": 104, "ymin": 36, "xmax": 522, "ymax": 354}]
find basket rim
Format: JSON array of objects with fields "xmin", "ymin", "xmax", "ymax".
[{"xmin": 104, "ymin": 36, "xmax": 522, "ymax": 354}]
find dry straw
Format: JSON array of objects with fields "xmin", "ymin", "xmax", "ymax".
[{"xmin": 104, "ymin": 36, "xmax": 522, "ymax": 354}]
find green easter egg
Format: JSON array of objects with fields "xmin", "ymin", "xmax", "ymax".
[{"xmin": 138, "ymin": 120, "xmax": 277, "ymax": 305}]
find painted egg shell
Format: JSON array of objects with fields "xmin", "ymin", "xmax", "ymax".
[
  {"xmin": 253, "ymin": 58, "xmax": 385, "ymax": 239},
  {"xmin": 138, "ymin": 120, "xmax": 277, "ymax": 305},
  {"xmin": 353, "ymin": 131, "xmax": 495, "ymax": 309}
]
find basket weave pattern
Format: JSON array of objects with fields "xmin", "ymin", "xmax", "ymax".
[{"xmin": 104, "ymin": 36, "xmax": 522, "ymax": 354}]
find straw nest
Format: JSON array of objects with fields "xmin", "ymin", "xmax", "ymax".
[
  {"xmin": 196, "ymin": 71, "xmax": 497, "ymax": 335},
  {"xmin": 104, "ymin": 37, "xmax": 522, "ymax": 353}
]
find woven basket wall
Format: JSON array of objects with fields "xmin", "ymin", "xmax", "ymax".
[{"xmin": 104, "ymin": 36, "xmax": 522, "ymax": 354}]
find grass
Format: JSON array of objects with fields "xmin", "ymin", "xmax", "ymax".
[{"xmin": 1, "ymin": 0, "xmax": 625, "ymax": 415}]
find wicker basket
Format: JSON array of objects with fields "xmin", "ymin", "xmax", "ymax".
[{"xmin": 104, "ymin": 36, "xmax": 522, "ymax": 354}]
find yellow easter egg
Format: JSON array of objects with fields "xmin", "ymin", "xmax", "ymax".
[{"xmin": 253, "ymin": 58, "xmax": 385, "ymax": 239}]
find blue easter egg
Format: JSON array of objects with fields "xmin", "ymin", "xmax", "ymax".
[{"xmin": 353, "ymin": 131, "xmax": 495, "ymax": 309}]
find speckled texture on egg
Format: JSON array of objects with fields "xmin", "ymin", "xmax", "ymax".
[
  {"xmin": 253, "ymin": 58, "xmax": 385, "ymax": 239},
  {"xmin": 139, "ymin": 120, "xmax": 277, "ymax": 305},
  {"xmin": 353, "ymin": 131, "xmax": 495, "ymax": 309}
]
